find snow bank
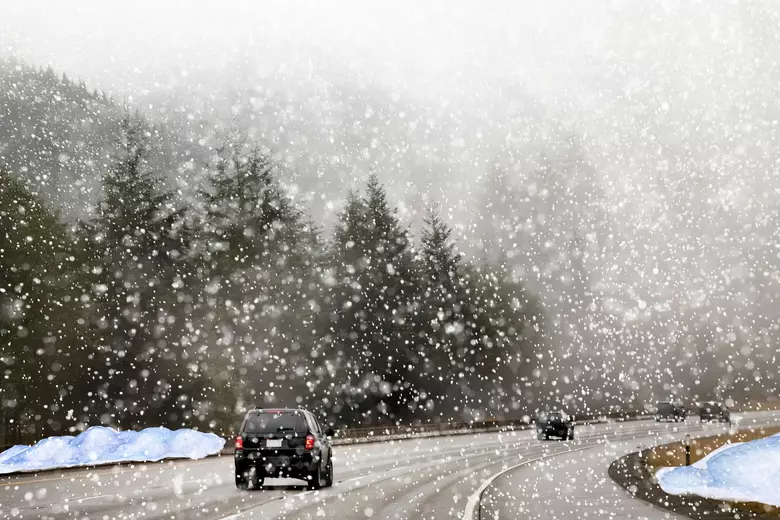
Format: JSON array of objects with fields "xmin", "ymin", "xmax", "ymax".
[
  {"xmin": 657, "ymin": 433, "xmax": 780, "ymax": 506},
  {"xmin": 0, "ymin": 426, "xmax": 226, "ymax": 474}
]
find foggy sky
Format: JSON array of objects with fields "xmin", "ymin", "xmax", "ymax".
[
  {"xmin": 3, "ymin": 1, "xmax": 757, "ymax": 103},
  {"xmin": 3, "ymin": 0, "xmax": 780, "ymax": 328}
]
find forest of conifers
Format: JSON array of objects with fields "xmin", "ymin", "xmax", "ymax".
[{"xmin": 2, "ymin": 58, "xmax": 774, "ymax": 444}]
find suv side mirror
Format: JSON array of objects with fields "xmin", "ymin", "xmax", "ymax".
[{"xmin": 325, "ymin": 427, "xmax": 335, "ymax": 437}]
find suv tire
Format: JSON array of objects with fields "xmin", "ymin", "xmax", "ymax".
[
  {"xmin": 308, "ymin": 462, "xmax": 326, "ymax": 490},
  {"xmin": 324, "ymin": 458, "xmax": 334, "ymax": 487}
]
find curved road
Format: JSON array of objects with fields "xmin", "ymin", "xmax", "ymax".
[{"xmin": 1, "ymin": 411, "xmax": 778, "ymax": 519}]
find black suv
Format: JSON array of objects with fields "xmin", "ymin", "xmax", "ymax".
[
  {"xmin": 699, "ymin": 402, "xmax": 730, "ymax": 423},
  {"xmin": 535, "ymin": 411, "xmax": 575, "ymax": 440},
  {"xmin": 655, "ymin": 401, "xmax": 686, "ymax": 422},
  {"xmin": 234, "ymin": 408, "xmax": 334, "ymax": 490}
]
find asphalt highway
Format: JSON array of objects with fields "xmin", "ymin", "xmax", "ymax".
[{"xmin": 1, "ymin": 411, "xmax": 778, "ymax": 520}]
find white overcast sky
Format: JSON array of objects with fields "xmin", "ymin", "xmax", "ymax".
[{"xmin": 1, "ymin": 1, "xmax": 650, "ymax": 102}]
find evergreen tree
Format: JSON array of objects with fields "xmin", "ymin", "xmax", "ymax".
[
  {"xmin": 197, "ymin": 137, "xmax": 311, "ymax": 419},
  {"xmin": 418, "ymin": 204, "xmax": 543, "ymax": 421},
  {"xmin": 201, "ymin": 141, "xmax": 301, "ymax": 268},
  {"xmin": 0, "ymin": 169, "xmax": 87, "ymax": 443},
  {"xmin": 415, "ymin": 204, "xmax": 466, "ymax": 419},
  {"xmin": 460, "ymin": 264, "xmax": 543, "ymax": 417},
  {"xmin": 320, "ymin": 175, "xmax": 420, "ymax": 425},
  {"xmin": 83, "ymin": 114, "xmax": 190, "ymax": 429},
  {"xmin": 420, "ymin": 204, "xmax": 461, "ymax": 291}
]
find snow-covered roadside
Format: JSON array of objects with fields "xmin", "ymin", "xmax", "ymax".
[
  {"xmin": 657, "ymin": 433, "xmax": 780, "ymax": 506},
  {"xmin": 0, "ymin": 426, "xmax": 225, "ymax": 475}
]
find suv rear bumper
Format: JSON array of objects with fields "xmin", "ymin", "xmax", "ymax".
[
  {"xmin": 700, "ymin": 414, "xmax": 729, "ymax": 422},
  {"xmin": 235, "ymin": 451, "xmax": 319, "ymax": 478},
  {"xmin": 538, "ymin": 425, "xmax": 571, "ymax": 436}
]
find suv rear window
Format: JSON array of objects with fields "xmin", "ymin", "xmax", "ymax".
[
  {"xmin": 243, "ymin": 411, "xmax": 306, "ymax": 434},
  {"xmin": 657, "ymin": 403, "xmax": 675, "ymax": 414}
]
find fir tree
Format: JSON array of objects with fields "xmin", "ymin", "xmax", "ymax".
[
  {"xmin": 197, "ymin": 137, "xmax": 311, "ymax": 415},
  {"xmin": 0, "ymin": 169, "xmax": 87, "ymax": 443},
  {"xmin": 322, "ymin": 174, "xmax": 420, "ymax": 424},
  {"xmin": 83, "ymin": 114, "xmax": 189, "ymax": 429}
]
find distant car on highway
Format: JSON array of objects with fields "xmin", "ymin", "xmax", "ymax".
[
  {"xmin": 234, "ymin": 408, "xmax": 334, "ymax": 490},
  {"xmin": 535, "ymin": 411, "xmax": 575, "ymax": 440},
  {"xmin": 699, "ymin": 401, "xmax": 731, "ymax": 423},
  {"xmin": 655, "ymin": 401, "xmax": 687, "ymax": 422}
]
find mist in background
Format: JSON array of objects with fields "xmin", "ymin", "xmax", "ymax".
[{"xmin": 2, "ymin": 0, "xmax": 780, "ymax": 430}]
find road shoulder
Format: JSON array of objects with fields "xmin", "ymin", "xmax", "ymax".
[
  {"xmin": 610, "ymin": 446, "xmax": 776, "ymax": 519},
  {"xmin": 480, "ymin": 438, "xmax": 684, "ymax": 520}
]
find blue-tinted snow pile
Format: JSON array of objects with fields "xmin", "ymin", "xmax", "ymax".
[
  {"xmin": 0, "ymin": 426, "xmax": 225, "ymax": 474},
  {"xmin": 657, "ymin": 433, "xmax": 780, "ymax": 506}
]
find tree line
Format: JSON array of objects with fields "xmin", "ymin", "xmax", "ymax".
[{"xmin": 0, "ymin": 114, "xmax": 544, "ymax": 444}]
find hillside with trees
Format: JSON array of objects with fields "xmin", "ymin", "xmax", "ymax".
[
  {"xmin": 4, "ymin": 48, "xmax": 780, "ymax": 445},
  {"xmin": 0, "ymin": 77, "xmax": 544, "ymax": 442}
]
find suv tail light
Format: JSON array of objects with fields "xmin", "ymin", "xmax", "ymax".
[
  {"xmin": 235, "ymin": 435, "xmax": 244, "ymax": 451},
  {"xmin": 305, "ymin": 434, "xmax": 315, "ymax": 451}
]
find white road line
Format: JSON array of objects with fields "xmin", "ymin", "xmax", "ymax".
[
  {"xmin": 335, "ymin": 465, "xmax": 408, "ymax": 486},
  {"xmin": 462, "ymin": 445, "xmax": 594, "ymax": 520},
  {"xmin": 213, "ymin": 497, "xmax": 286, "ymax": 520},
  {"xmin": 75, "ymin": 493, "xmax": 112, "ymax": 502},
  {"xmin": 215, "ymin": 513, "xmax": 241, "ymax": 520}
]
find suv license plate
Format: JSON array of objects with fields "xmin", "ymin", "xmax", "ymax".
[{"xmin": 266, "ymin": 439, "xmax": 283, "ymax": 448}]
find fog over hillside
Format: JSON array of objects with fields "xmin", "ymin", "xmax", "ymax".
[{"xmin": 3, "ymin": 0, "xmax": 780, "ymax": 413}]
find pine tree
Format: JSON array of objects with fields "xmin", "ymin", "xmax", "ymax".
[
  {"xmin": 321, "ymin": 174, "xmax": 420, "ymax": 425},
  {"xmin": 83, "ymin": 114, "xmax": 190, "ymax": 429},
  {"xmin": 460, "ymin": 263, "xmax": 543, "ymax": 418},
  {"xmin": 418, "ymin": 200, "xmax": 546, "ymax": 420},
  {"xmin": 201, "ymin": 142, "xmax": 301, "ymax": 269},
  {"xmin": 415, "ymin": 203, "xmax": 466, "ymax": 419},
  {"xmin": 0, "ymin": 169, "xmax": 87, "ymax": 443},
  {"xmin": 420, "ymin": 204, "xmax": 461, "ymax": 290},
  {"xmin": 197, "ymin": 138, "xmax": 310, "ymax": 417}
]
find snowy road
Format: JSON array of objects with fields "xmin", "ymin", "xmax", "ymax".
[{"xmin": 1, "ymin": 412, "xmax": 778, "ymax": 520}]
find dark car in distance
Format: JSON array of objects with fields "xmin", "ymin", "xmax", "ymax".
[
  {"xmin": 699, "ymin": 402, "xmax": 731, "ymax": 423},
  {"xmin": 655, "ymin": 401, "xmax": 686, "ymax": 422},
  {"xmin": 536, "ymin": 411, "xmax": 575, "ymax": 440},
  {"xmin": 234, "ymin": 408, "xmax": 334, "ymax": 490}
]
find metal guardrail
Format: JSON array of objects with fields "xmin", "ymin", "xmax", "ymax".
[
  {"xmin": 330, "ymin": 411, "xmax": 651, "ymax": 442},
  {"xmin": 214, "ymin": 411, "xmax": 654, "ymax": 454}
]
